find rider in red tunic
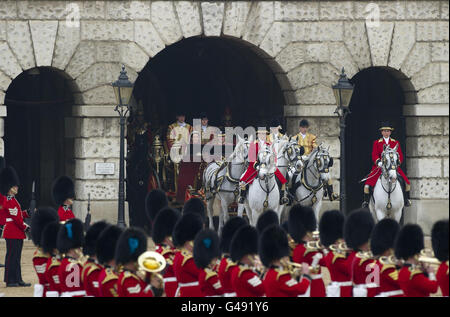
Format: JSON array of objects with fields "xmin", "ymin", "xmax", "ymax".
[
  {"xmin": 362, "ymin": 121, "xmax": 411, "ymax": 208},
  {"xmin": 238, "ymin": 129, "xmax": 288, "ymax": 205}
]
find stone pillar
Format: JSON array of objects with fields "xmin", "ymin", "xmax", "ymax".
[{"xmin": 71, "ymin": 105, "xmax": 129, "ymax": 225}]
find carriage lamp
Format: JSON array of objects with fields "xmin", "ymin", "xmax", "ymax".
[
  {"xmin": 332, "ymin": 68, "xmax": 354, "ymax": 215},
  {"xmin": 112, "ymin": 65, "xmax": 134, "ymax": 228}
]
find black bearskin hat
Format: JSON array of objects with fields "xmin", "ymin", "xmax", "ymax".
[
  {"xmin": 319, "ymin": 210, "xmax": 345, "ymax": 247},
  {"xmin": 152, "ymin": 207, "xmax": 181, "ymax": 245},
  {"xmin": 230, "ymin": 225, "xmax": 258, "ymax": 263},
  {"xmin": 259, "ymin": 225, "xmax": 290, "ymax": 267},
  {"xmin": 172, "ymin": 213, "xmax": 204, "ymax": 248},
  {"xmin": 193, "ymin": 229, "xmax": 221, "ymax": 269},
  {"xmin": 96, "ymin": 225, "xmax": 123, "ymax": 265},
  {"xmin": 52, "ymin": 176, "xmax": 75, "ymax": 206},
  {"xmin": 41, "ymin": 222, "xmax": 61, "ymax": 255},
  {"xmin": 344, "ymin": 209, "xmax": 375, "ymax": 250},
  {"xmin": 431, "ymin": 220, "xmax": 449, "ymax": 262},
  {"xmin": 145, "ymin": 189, "xmax": 169, "ymax": 223},
  {"xmin": 395, "ymin": 224, "xmax": 424, "ymax": 260},
  {"xmin": 83, "ymin": 221, "xmax": 109, "ymax": 256},
  {"xmin": 256, "ymin": 209, "xmax": 279, "ymax": 235},
  {"xmin": 56, "ymin": 218, "xmax": 84, "ymax": 254},
  {"xmin": 288, "ymin": 204, "xmax": 316, "ymax": 243},
  {"xmin": 220, "ymin": 217, "xmax": 248, "ymax": 254},
  {"xmin": 370, "ymin": 218, "xmax": 400, "ymax": 256},
  {"xmin": 31, "ymin": 207, "xmax": 59, "ymax": 247},
  {"xmin": 115, "ymin": 227, "xmax": 148, "ymax": 265},
  {"xmin": 0, "ymin": 166, "xmax": 20, "ymax": 196},
  {"xmin": 182, "ymin": 197, "xmax": 206, "ymax": 223}
]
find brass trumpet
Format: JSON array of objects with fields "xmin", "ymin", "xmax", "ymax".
[
  {"xmin": 137, "ymin": 251, "xmax": 167, "ymax": 289},
  {"xmin": 418, "ymin": 249, "xmax": 440, "ymax": 266}
]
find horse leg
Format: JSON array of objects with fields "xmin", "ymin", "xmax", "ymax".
[
  {"xmin": 206, "ymin": 196, "xmax": 216, "ymax": 230},
  {"xmin": 219, "ymin": 198, "xmax": 229, "ymax": 235}
]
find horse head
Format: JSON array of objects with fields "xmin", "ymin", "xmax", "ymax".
[
  {"xmin": 310, "ymin": 145, "xmax": 333, "ymax": 183},
  {"xmin": 381, "ymin": 145, "xmax": 399, "ymax": 183},
  {"xmin": 257, "ymin": 142, "xmax": 276, "ymax": 178}
]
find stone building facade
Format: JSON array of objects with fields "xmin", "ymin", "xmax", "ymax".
[{"xmin": 0, "ymin": 1, "xmax": 448, "ymax": 233}]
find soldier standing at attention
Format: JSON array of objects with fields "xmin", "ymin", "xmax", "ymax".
[{"xmin": 52, "ymin": 176, "xmax": 76, "ymax": 223}]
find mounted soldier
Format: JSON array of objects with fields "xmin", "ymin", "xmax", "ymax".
[{"xmin": 362, "ymin": 121, "xmax": 411, "ymax": 209}]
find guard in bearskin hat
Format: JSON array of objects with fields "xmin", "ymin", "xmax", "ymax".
[
  {"xmin": 96, "ymin": 224, "xmax": 123, "ymax": 297},
  {"xmin": 229, "ymin": 225, "xmax": 265, "ymax": 297},
  {"xmin": 115, "ymin": 227, "xmax": 162, "ymax": 297},
  {"xmin": 30, "ymin": 207, "xmax": 59, "ymax": 296},
  {"xmin": 145, "ymin": 189, "xmax": 168, "ymax": 226},
  {"xmin": 431, "ymin": 220, "xmax": 449, "ymax": 297},
  {"xmin": 82, "ymin": 221, "xmax": 109, "ymax": 296},
  {"xmin": 370, "ymin": 218, "xmax": 402, "ymax": 297},
  {"xmin": 193, "ymin": 229, "xmax": 224, "ymax": 297},
  {"xmin": 182, "ymin": 197, "xmax": 207, "ymax": 224},
  {"xmin": 256, "ymin": 209, "xmax": 279, "ymax": 235},
  {"xmin": 56, "ymin": 218, "xmax": 86, "ymax": 296},
  {"xmin": 218, "ymin": 217, "xmax": 247, "ymax": 297},
  {"xmin": 172, "ymin": 212, "xmax": 204, "ymax": 297},
  {"xmin": 259, "ymin": 224, "xmax": 311, "ymax": 297},
  {"xmin": 41, "ymin": 221, "xmax": 62, "ymax": 297},
  {"xmin": 52, "ymin": 176, "xmax": 75, "ymax": 223},
  {"xmin": 395, "ymin": 224, "xmax": 438, "ymax": 297},
  {"xmin": 288, "ymin": 205, "xmax": 326, "ymax": 297},
  {"xmin": 0, "ymin": 166, "xmax": 31, "ymax": 287},
  {"xmin": 344, "ymin": 209, "xmax": 376, "ymax": 297},
  {"xmin": 152, "ymin": 207, "xmax": 181, "ymax": 297},
  {"xmin": 319, "ymin": 209, "xmax": 352, "ymax": 297}
]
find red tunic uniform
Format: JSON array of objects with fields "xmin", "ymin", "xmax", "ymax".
[
  {"xmin": 398, "ymin": 265, "xmax": 439, "ymax": 297},
  {"xmin": 437, "ymin": 261, "xmax": 449, "ymax": 297},
  {"xmin": 240, "ymin": 141, "xmax": 287, "ymax": 185},
  {"xmin": 365, "ymin": 138, "xmax": 410, "ymax": 187},
  {"xmin": 351, "ymin": 252, "xmax": 379, "ymax": 297},
  {"xmin": 374, "ymin": 260, "xmax": 404, "ymax": 297},
  {"xmin": 82, "ymin": 259, "xmax": 103, "ymax": 297},
  {"xmin": 155, "ymin": 244, "xmax": 178, "ymax": 297},
  {"xmin": 323, "ymin": 250, "xmax": 354, "ymax": 297},
  {"xmin": 198, "ymin": 268, "xmax": 225, "ymax": 297},
  {"xmin": 263, "ymin": 267, "xmax": 311, "ymax": 297},
  {"xmin": 292, "ymin": 243, "xmax": 326, "ymax": 297},
  {"xmin": 57, "ymin": 256, "xmax": 86, "ymax": 297},
  {"xmin": 2, "ymin": 196, "xmax": 29, "ymax": 239},
  {"xmin": 97, "ymin": 266, "xmax": 119, "ymax": 297},
  {"xmin": 117, "ymin": 270, "xmax": 153, "ymax": 297},
  {"xmin": 58, "ymin": 205, "xmax": 75, "ymax": 223},
  {"xmin": 173, "ymin": 249, "xmax": 202, "ymax": 297},
  {"xmin": 32, "ymin": 248, "xmax": 51, "ymax": 296},
  {"xmin": 45, "ymin": 256, "xmax": 62, "ymax": 295},
  {"xmin": 230, "ymin": 264, "xmax": 265, "ymax": 297},
  {"xmin": 218, "ymin": 256, "xmax": 238, "ymax": 297}
]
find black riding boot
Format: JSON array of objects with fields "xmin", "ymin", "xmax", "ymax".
[
  {"xmin": 238, "ymin": 186, "xmax": 248, "ymax": 204},
  {"xmin": 404, "ymin": 191, "xmax": 411, "ymax": 207},
  {"xmin": 326, "ymin": 184, "xmax": 339, "ymax": 201},
  {"xmin": 362, "ymin": 193, "xmax": 370, "ymax": 208}
]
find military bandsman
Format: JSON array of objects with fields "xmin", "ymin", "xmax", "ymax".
[{"xmin": 431, "ymin": 220, "xmax": 449, "ymax": 297}]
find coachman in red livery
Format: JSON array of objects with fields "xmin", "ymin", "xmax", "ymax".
[
  {"xmin": 431, "ymin": 220, "xmax": 449, "ymax": 297},
  {"xmin": 362, "ymin": 121, "xmax": 411, "ymax": 208}
]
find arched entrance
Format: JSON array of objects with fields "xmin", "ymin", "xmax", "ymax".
[
  {"xmin": 345, "ymin": 67, "xmax": 411, "ymax": 213},
  {"xmin": 126, "ymin": 36, "xmax": 287, "ymax": 226},
  {"xmin": 4, "ymin": 67, "xmax": 76, "ymax": 206}
]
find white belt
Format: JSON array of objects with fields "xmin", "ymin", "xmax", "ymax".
[
  {"xmin": 224, "ymin": 292, "xmax": 237, "ymax": 297},
  {"xmin": 178, "ymin": 282, "xmax": 199, "ymax": 288},
  {"xmin": 333, "ymin": 281, "xmax": 352, "ymax": 287},
  {"xmin": 5, "ymin": 218, "xmax": 12, "ymax": 222},
  {"xmin": 45, "ymin": 291, "xmax": 59, "ymax": 297},
  {"xmin": 355, "ymin": 283, "xmax": 378, "ymax": 288},
  {"xmin": 60, "ymin": 290, "xmax": 86, "ymax": 297},
  {"xmin": 376, "ymin": 290, "xmax": 404, "ymax": 297},
  {"xmin": 163, "ymin": 277, "xmax": 177, "ymax": 283},
  {"xmin": 311, "ymin": 274, "xmax": 322, "ymax": 280}
]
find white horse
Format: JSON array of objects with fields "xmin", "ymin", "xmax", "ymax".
[
  {"xmin": 243, "ymin": 141, "xmax": 282, "ymax": 226},
  {"xmin": 369, "ymin": 144, "xmax": 404, "ymax": 222},
  {"xmin": 203, "ymin": 136, "xmax": 250, "ymax": 233},
  {"xmin": 290, "ymin": 145, "xmax": 334, "ymax": 223}
]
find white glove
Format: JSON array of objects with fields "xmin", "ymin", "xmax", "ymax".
[{"xmin": 377, "ymin": 161, "xmax": 382, "ymax": 167}]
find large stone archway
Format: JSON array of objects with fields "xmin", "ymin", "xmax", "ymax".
[{"xmin": 0, "ymin": 1, "xmax": 447, "ymax": 231}]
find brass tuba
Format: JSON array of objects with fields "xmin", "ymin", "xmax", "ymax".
[{"xmin": 137, "ymin": 251, "xmax": 167, "ymax": 290}]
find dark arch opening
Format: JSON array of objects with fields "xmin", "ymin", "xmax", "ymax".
[
  {"xmin": 126, "ymin": 36, "xmax": 286, "ymax": 228},
  {"xmin": 4, "ymin": 67, "xmax": 75, "ymax": 207},
  {"xmin": 345, "ymin": 67, "xmax": 408, "ymax": 213}
]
